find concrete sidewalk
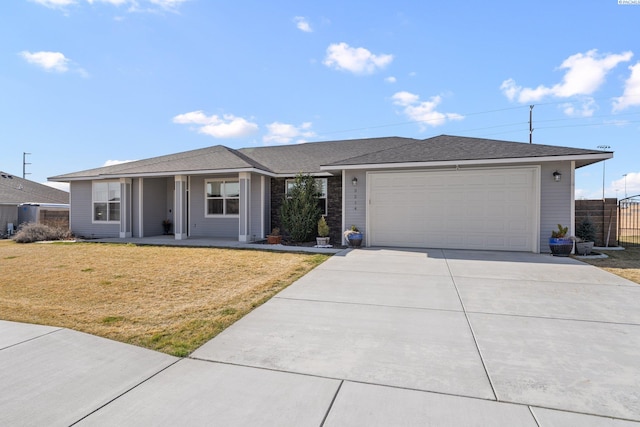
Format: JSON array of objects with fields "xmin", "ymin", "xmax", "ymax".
[{"xmin": 2, "ymin": 248, "xmax": 640, "ymax": 426}]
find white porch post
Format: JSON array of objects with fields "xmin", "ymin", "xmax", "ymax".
[
  {"xmin": 119, "ymin": 178, "xmax": 132, "ymax": 238},
  {"xmin": 239, "ymin": 172, "xmax": 251, "ymax": 242},
  {"xmin": 174, "ymin": 175, "xmax": 188, "ymax": 240}
]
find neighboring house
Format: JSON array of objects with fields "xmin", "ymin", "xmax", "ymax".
[
  {"xmin": 48, "ymin": 135, "xmax": 611, "ymax": 253},
  {"xmin": 0, "ymin": 171, "xmax": 70, "ymax": 235}
]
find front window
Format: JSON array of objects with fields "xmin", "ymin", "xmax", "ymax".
[
  {"xmin": 93, "ymin": 181, "xmax": 120, "ymax": 222},
  {"xmin": 206, "ymin": 180, "xmax": 240, "ymax": 216},
  {"xmin": 286, "ymin": 178, "xmax": 328, "ymax": 216}
]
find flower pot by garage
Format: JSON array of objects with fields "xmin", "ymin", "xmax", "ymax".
[
  {"xmin": 267, "ymin": 235, "xmax": 282, "ymax": 244},
  {"xmin": 316, "ymin": 237, "xmax": 330, "ymax": 246},
  {"xmin": 575, "ymin": 241, "xmax": 594, "ymax": 256},
  {"xmin": 549, "ymin": 237, "xmax": 573, "ymax": 256},
  {"xmin": 346, "ymin": 232, "xmax": 363, "ymax": 248}
]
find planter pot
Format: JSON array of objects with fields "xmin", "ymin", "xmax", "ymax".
[
  {"xmin": 575, "ymin": 241, "xmax": 594, "ymax": 256},
  {"xmin": 549, "ymin": 237, "xmax": 573, "ymax": 257},
  {"xmin": 267, "ymin": 235, "xmax": 282, "ymax": 244},
  {"xmin": 316, "ymin": 237, "xmax": 330, "ymax": 246},
  {"xmin": 346, "ymin": 232, "xmax": 363, "ymax": 248},
  {"xmin": 162, "ymin": 224, "xmax": 172, "ymax": 235}
]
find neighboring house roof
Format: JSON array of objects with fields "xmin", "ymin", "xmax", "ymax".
[
  {"xmin": 49, "ymin": 135, "xmax": 611, "ymax": 181},
  {"xmin": 0, "ymin": 171, "xmax": 69, "ymax": 205}
]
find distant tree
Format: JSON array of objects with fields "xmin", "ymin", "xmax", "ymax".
[{"xmin": 280, "ymin": 173, "xmax": 322, "ymax": 243}]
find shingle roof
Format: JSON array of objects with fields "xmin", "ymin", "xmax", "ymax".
[
  {"xmin": 49, "ymin": 135, "xmax": 610, "ymax": 181},
  {"xmin": 238, "ymin": 136, "xmax": 416, "ymax": 174},
  {"xmin": 324, "ymin": 135, "xmax": 607, "ymax": 167},
  {"xmin": 0, "ymin": 172, "xmax": 69, "ymax": 205},
  {"xmin": 51, "ymin": 145, "xmax": 268, "ymax": 179}
]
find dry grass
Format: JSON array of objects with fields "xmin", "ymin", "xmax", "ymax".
[
  {"xmin": 0, "ymin": 240, "xmax": 328, "ymax": 356},
  {"xmin": 577, "ymin": 245, "xmax": 640, "ymax": 285}
]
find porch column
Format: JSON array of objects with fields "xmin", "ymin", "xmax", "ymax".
[
  {"xmin": 174, "ymin": 175, "xmax": 188, "ymax": 240},
  {"xmin": 119, "ymin": 178, "xmax": 132, "ymax": 238},
  {"xmin": 238, "ymin": 172, "xmax": 251, "ymax": 242}
]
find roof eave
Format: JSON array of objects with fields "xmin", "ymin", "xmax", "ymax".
[
  {"xmin": 320, "ymin": 153, "xmax": 613, "ymax": 171},
  {"xmin": 49, "ymin": 167, "xmax": 276, "ymax": 182}
]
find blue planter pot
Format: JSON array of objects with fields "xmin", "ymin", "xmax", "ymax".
[
  {"xmin": 549, "ymin": 237, "xmax": 573, "ymax": 256},
  {"xmin": 347, "ymin": 232, "xmax": 363, "ymax": 247}
]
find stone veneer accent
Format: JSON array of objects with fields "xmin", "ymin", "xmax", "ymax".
[{"xmin": 270, "ymin": 176, "xmax": 342, "ymax": 244}]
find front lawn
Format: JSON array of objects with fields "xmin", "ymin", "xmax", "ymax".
[
  {"xmin": 0, "ymin": 240, "xmax": 328, "ymax": 356},
  {"xmin": 577, "ymin": 246, "xmax": 640, "ymax": 285}
]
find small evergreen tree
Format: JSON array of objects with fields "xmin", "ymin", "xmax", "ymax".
[
  {"xmin": 280, "ymin": 173, "xmax": 322, "ymax": 243},
  {"xmin": 576, "ymin": 215, "xmax": 597, "ymax": 242}
]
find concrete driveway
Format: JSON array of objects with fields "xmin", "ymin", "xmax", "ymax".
[{"xmin": 2, "ymin": 248, "xmax": 640, "ymax": 426}]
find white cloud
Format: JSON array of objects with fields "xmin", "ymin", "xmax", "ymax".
[
  {"xmin": 173, "ymin": 110, "xmax": 259, "ymax": 138},
  {"xmin": 103, "ymin": 159, "xmax": 135, "ymax": 166},
  {"xmin": 391, "ymin": 91, "xmax": 464, "ymax": 129},
  {"xmin": 323, "ymin": 42, "xmax": 393, "ymax": 75},
  {"xmin": 384, "ymin": 76, "xmax": 397, "ymax": 83},
  {"xmin": 33, "ymin": 0, "xmax": 188, "ymax": 12},
  {"xmin": 29, "ymin": 0, "xmax": 76, "ymax": 9},
  {"xmin": 20, "ymin": 51, "xmax": 69, "ymax": 72},
  {"xmin": 87, "ymin": 0, "xmax": 129, "ymax": 5},
  {"xmin": 263, "ymin": 122, "xmax": 315, "ymax": 145},
  {"xmin": 612, "ymin": 172, "xmax": 640, "ymax": 197},
  {"xmin": 293, "ymin": 16, "xmax": 312, "ymax": 32},
  {"xmin": 501, "ymin": 49, "xmax": 633, "ymax": 103},
  {"xmin": 560, "ymin": 97, "xmax": 597, "ymax": 117},
  {"xmin": 20, "ymin": 50, "xmax": 89, "ymax": 78},
  {"xmin": 613, "ymin": 62, "xmax": 640, "ymax": 111}
]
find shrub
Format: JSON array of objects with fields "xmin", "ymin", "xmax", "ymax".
[
  {"xmin": 13, "ymin": 222, "xmax": 73, "ymax": 243},
  {"xmin": 317, "ymin": 216, "xmax": 329, "ymax": 237},
  {"xmin": 575, "ymin": 216, "xmax": 597, "ymax": 242},
  {"xmin": 280, "ymin": 173, "xmax": 322, "ymax": 243}
]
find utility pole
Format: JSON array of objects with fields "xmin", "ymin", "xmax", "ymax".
[
  {"xmin": 623, "ymin": 174, "xmax": 628, "ymax": 198},
  {"xmin": 23, "ymin": 152, "xmax": 31, "ymax": 179},
  {"xmin": 529, "ymin": 105, "xmax": 534, "ymax": 144},
  {"xmin": 597, "ymin": 145, "xmax": 610, "ymax": 200}
]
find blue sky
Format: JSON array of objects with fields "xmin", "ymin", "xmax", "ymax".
[{"xmin": 2, "ymin": 0, "xmax": 639, "ymax": 199}]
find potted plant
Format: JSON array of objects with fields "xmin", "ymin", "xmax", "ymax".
[
  {"xmin": 267, "ymin": 228, "xmax": 282, "ymax": 245},
  {"xmin": 316, "ymin": 217, "xmax": 330, "ymax": 247},
  {"xmin": 549, "ymin": 224, "xmax": 573, "ymax": 256},
  {"xmin": 162, "ymin": 219, "xmax": 172, "ymax": 235},
  {"xmin": 344, "ymin": 225, "xmax": 363, "ymax": 248},
  {"xmin": 575, "ymin": 216, "xmax": 596, "ymax": 255}
]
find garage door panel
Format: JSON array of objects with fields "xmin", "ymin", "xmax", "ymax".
[{"xmin": 369, "ymin": 168, "xmax": 537, "ymax": 251}]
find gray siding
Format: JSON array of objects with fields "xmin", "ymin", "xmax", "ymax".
[
  {"xmin": 189, "ymin": 176, "xmax": 238, "ymax": 238},
  {"xmin": 0, "ymin": 205, "xmax": 17, "ymax": 234},
  {"xmin": 539, "ymin": 161, "xmax": 574, "ymax": 252},
  {"xmin": 70, "ymin": 180, "xmax": 119, "ymax": 238}
]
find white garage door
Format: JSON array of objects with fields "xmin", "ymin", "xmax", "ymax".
[{"xmin": 368, "ymin": 168, "xmax": 538, "ymax": 251}]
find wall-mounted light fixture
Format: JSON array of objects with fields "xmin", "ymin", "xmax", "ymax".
[
  {"xmin": 553, "ymin": 171, "xmax": 562, "ymax": 182},
  {"xmin": 352, "ymin": 177, "xmax": 358, "ymax": 186}
]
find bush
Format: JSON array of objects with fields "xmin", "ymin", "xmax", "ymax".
[
  {"xmin": 280, "ymin": 173, "xmax": 322, "ymax": 243},
  {"xmin": 576, "ymin": 216, "xmax": 597, "ymax": 242},
  {"xmin": 13, "ymin": 223, "xmax": 73, "ymax": 243}
]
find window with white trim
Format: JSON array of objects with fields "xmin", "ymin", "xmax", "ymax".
[
  {"xmin": 206, "ymin": 180, "xmax": 240, "ymax": 216},
  {"xmin": 286, "ymin": 178, "xmax": 328, "ymax": 216},
  {"xmin": 93, "ymin": 181, "xmax": 120, "ymax": 222}
]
